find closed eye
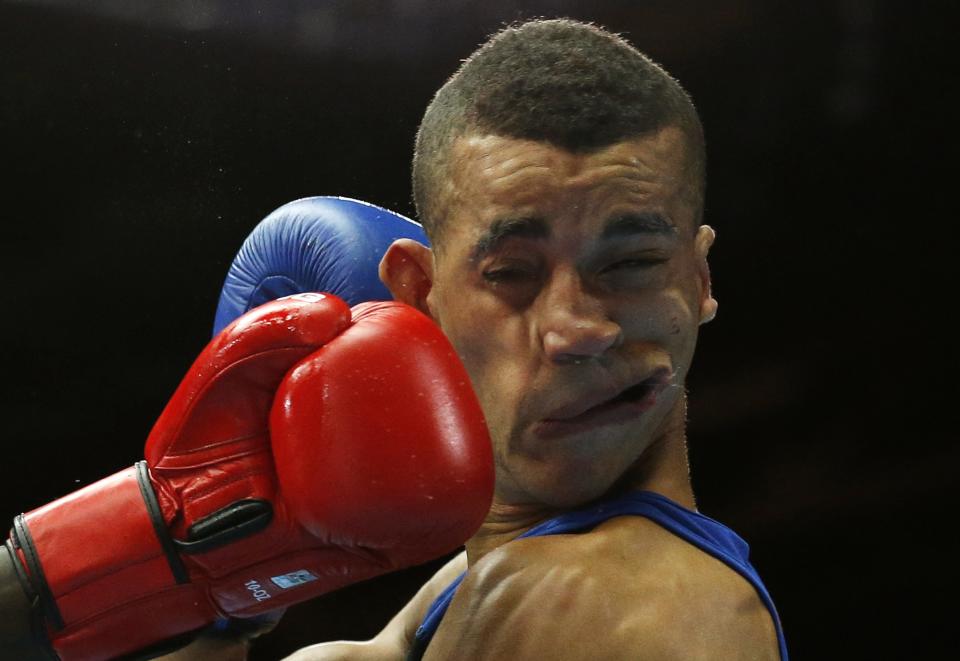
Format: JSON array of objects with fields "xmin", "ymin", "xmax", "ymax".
[
  {"xmin": 482, "ymin": 267, "xmax": 539, "ymax": 283},
  {"xmin": 480, "ymin": 263, "xmax": 542, "ymax": 309},
  {"xmin": 600, "ymin": 257, "xmax": 667, "ymax": 274}
]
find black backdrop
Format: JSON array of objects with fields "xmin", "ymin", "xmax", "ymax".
[{"xmin": 1, "ymin": 1, "xmax": 954, "ymax": 658}]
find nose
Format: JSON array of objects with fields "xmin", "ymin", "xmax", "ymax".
[{"xmin": 539, "ymin": 268, "xmax": 621, "ymax": 364}]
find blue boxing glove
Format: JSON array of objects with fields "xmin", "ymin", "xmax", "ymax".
[{"xmin": 213, "ymin": 196, "xmax": 429, "ymax": 335}]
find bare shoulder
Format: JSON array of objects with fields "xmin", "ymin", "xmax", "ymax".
[
  {"xmin": 424, "ymin": 518, "xmax": 779, "ymax": 661},
  {"xmin": 284, "ymin": 552, "xmax": 467, "ymax": 661}
]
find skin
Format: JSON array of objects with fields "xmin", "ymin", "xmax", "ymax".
[
  {"xmin": 409, "ymin": 128, "xmax": 711, "ymax": 522},
  {"xmin": 174, "ymin": 126, "xmax": 777, "ymax": 659}
]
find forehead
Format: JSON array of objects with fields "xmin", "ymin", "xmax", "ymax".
[{"xmin": 440, "ymin": 127, "xmax": 694, "ymax": 247}]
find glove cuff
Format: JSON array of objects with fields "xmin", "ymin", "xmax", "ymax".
[{"xmin": 11, "ymin": 464, "xmax": 214, "ymax": 660}]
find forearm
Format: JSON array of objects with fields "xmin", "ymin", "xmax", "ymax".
[
  {"xmin": 153, "ymin": 635, "xmax": 250, "ymax": 661},
  {"xmin": 283, "ymin": 639, "xmax": 399, "ymax": 661},
  {"xmin": 0, "ymin": 541, "xmax": 57, "ymax": 660}
]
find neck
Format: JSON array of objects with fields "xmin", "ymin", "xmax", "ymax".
[
  {"xmin": 464, "ymin": 499, "xmax": 560, "ymax": 564},
  {"xmin": 466, "ymin": 396, "xmax": 695, "ymax": 565},
  {"xmin": 615, "ymin": 399, "xmax": 696, "ymax": 509}
]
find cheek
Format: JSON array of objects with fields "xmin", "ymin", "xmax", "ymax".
[
  {"xmin": 659, "ymin": 289, "xmax": 702, "ymax": 375},
  {"xmin": 618, "ymin": 288, "xmax": 701, "ymax": 372},
  {"xmin": 460, "ymin": 326, "xmax": 528, "ymax": 408},
  {"xmin": 621, "ymin": 288, "xmax": 696, "ymax": 336},
  {"xmin": 438, "ymin": 304, "xmax": 533, "ymax": 430}
]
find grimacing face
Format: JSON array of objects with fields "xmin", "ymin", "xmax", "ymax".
[{"xmin": 423, "ymin": 127, "xmax": 717, "ymax": 509}]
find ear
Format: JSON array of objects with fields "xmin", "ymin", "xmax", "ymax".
[
  {"xmin": 694, "ymin": 225, "xmax": 718, "ymax": 325},
  {"xmin": 379, "ymin": 238, "xmax": 435, "ymax": 317}
]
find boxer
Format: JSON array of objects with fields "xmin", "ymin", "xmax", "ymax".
[
  {"xmin": 5, "ymin": 17, "xmax": 790, "ymax": 660},
  {"xmin": 285, "ymin": 19, "xmax": 787, "ymax": 660}
]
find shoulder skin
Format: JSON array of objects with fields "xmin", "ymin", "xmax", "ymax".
[{"xmin": 423, "ymin": 517, "xmax": 780, "ymax": 661}]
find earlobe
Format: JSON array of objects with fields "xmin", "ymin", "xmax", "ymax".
[
  {"xmin": 379, "ymin": 239, "xmax": 436, "ymax": 316},
  {"xmin": 695, "ymin": 225, "xmax": 718, "ymax": 325},
  {"xmin": 700, "ymin": 296, "xmax": 718, "ymax": 325}
]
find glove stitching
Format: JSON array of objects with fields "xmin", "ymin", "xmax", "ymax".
[
  {"xmin": 184, "ymin": 468, "xmax": 272, "ymax": 503},
  {"xmin": 161, "ymin": 432, "xmax": 263, "ymax": 458},
  {"xmin": 153, "ymin": 344, "xmax": 322, "ymax": 457}
]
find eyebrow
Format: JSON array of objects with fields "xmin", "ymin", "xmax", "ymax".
[
  {"xmin": 469, "ymin": 211, "xmax": 677, "ymax": 262},
  {"xmin": 470, "ymin": 217, "xmax": 549, "ymax": 261},
  {"xmin": 601, "ymin": 212, "xmax": 678, "ymax": 240}
]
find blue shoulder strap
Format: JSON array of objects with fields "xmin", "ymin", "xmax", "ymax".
[{"xmin": 408, "ymin": 491, "xmax": 788, "ymax": 661}]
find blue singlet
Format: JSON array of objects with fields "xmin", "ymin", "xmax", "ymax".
[{"xmin": 407, "ymin": 490, "xmax": 788, "ymax": 660}]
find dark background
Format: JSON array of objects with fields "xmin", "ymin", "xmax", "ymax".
[{"xmin": 1, "ymin": 1, "xmax": 955, "ymax": 658}]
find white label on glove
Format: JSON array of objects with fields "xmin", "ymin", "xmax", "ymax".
[
  {"xmin": 245, "ymin": 580, "xmax": 272, "ymax": 601},
  {"xmin": 271, "ymin": 570, "xmax": 318, "ymax": 589}
]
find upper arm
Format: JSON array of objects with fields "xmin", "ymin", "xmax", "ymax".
[
  {"xmin": 282, "ymin": 552, "xmax": 468, "ymax": 661},
  {"xmin": 423, "ymin": 538, "xmax": 780, "ymax": 661},
  {"xmin": 423, "ymin": 539, "xmax": 610, "ymax": 660}
]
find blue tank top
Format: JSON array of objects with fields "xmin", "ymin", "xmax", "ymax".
[{"xmin": 407, "ymin": 490, "xmax": 788, "ymax": 660}]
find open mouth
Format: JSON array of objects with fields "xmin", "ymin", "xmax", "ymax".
[
  {"xmin": 575, "ymin": 375, "xmax": 663, "ymax": 417},
  {"xmin": 535, "ymin": 370, "xmax": 671, "ymax": 438},
  {"xmin": 607, "ymin": 379, "xmax": 659, "ymax": 406}
]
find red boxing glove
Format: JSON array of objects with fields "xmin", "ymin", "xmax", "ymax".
[{"xmin": 7, "ymin": 294, "xmax": 493, "ymax": 660}]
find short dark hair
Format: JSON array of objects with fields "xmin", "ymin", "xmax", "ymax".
[{"xmin": 412, "ymin": 18, "xmax": 705, "ymax": 243}]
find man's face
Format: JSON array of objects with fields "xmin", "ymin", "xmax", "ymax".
[{"xmin": 425, "ymin": 127, "xmax": 715, "ymax": 508}]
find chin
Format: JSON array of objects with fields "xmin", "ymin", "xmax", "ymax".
[
  {"xmin": 528, "ymin": 481, "xmax": 618, "ymax": 510},
  {"xmin": 515, "ymin": 456, "xmax": 634, "ymax": 510},
  {"xmin": 498, "ymin": 411, "xmax": 668, "ymax": 509}
]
